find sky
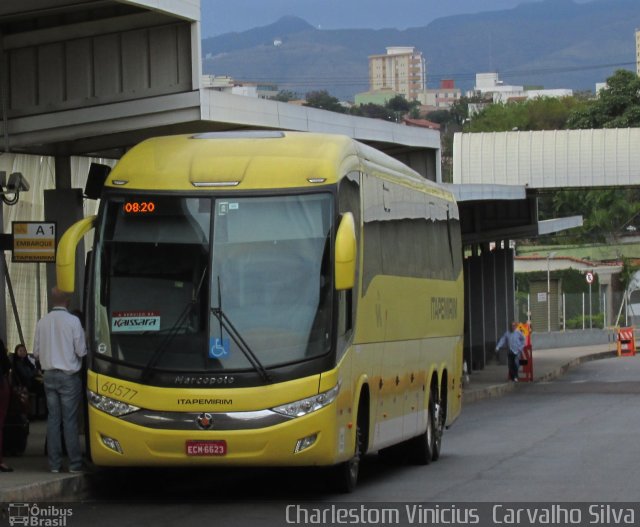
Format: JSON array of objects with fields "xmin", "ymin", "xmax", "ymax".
[{"xmin": 201, "ymin": 0, "xmax": 595, "ymax": 38}]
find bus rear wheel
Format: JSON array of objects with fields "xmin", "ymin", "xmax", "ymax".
[
  {"xmin": 432, "ymin": 396, "xmax": 445, "ymax": 461},
  {"xmin": 408, "ymin": 395, "xmax": 436, "ymax": 465}
]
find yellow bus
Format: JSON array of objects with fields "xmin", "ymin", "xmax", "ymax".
[{"xmin": 57, "ymin": 131, "xmax": 464, "ymax": 492}]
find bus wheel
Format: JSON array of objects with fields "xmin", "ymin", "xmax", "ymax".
[
  {"xmin": 333, "ymin": 420, "xmax": 364, "ymax": 493},
  {"xmin": 408, "ymin": 396, "xmax": 435, "ymax": 465},
  {"xmin": 432, "ymin": 396, "xmax": 445, "ymax": 461}
]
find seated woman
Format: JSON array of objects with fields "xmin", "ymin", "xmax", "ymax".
[
  {"xmin": 11, "ymin": 344, "xmax": 40, "ymax": 390},
  {"xmin": 11, "ymin": 344, "xmax": 45, "ymax": 417}
]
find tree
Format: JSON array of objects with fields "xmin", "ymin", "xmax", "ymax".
[
  {"xmin": 385, "ymin": 95, "xmax": 420, "ymax": 122},
  {"xmin": 386, "ymin": 95, "xmax": 412, "ymax": 114},
  {"xmin": 424, "ymin": 110, "xmax": 451, "ymax": 125},
  {"xmin": 546, "ymin": 70, "xmax": 640, "ymax": 243},
  {"xmin": 619, "ymin": 256, "xmax": 640, "ymax": 292},
  {"xmin": 452, "ymin": 78, "xmax": 640, "ymax": 243},
  {"xmin": 467, "ymin": 96, "xmax": 579, "ymax": 132},
  {"xmin": 304, "ymin": 90, "xmax": 346, "ymax": 113},
  {"xmin": 566, "ymin": 69, "xmax": 640, "ymax": 129},
  {"xmin": 425, "ymin": 97, "xmax": 480, "ymax": 183},
  {"xmin": 350, "ymin": 95, "xmax": 420, "ymax": 122},
  {"xmin": 351, "ymin": 103, "xmax": 394, "ymax": 121},
  {"xmin": 272, "ymin": 90, "xmax": 298, "ymax": 102},
  {"xmin": 443, "ymin": 70, "xmax": 640, "ymax": 244},
  {"xmin": 408, "ymin": 106, "xmax": 421, "ymax": 119},
  {"xmin": 545, "ymin": 188, "xmax": 640, "ymax": 243},
  {"xmin": 450, "ymin": 95, "xmax": 482, "ymax": 127},
  {"xmin": 467, "ymin": 102, "xmax": 528, "ymax": 132}
]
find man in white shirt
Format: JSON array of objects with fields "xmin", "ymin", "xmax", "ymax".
[{"xmin": 34, "ymin": 287, "xmax": 87, "ymax": 473}]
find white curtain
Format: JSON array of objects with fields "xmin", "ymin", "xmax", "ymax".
[{"xmin": 0, "ymin": 153, "xmax": 115, "ymax": 353}]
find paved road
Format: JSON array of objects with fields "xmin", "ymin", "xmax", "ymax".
[{"xmin": 62, "ymin": 356, "xmax": 640, "ymax": 526}]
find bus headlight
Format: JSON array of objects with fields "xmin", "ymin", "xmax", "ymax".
[
  {"xmin": 88, "ymin": 390, "xmax": 140, "ymax": 417},
  {"xmin": 272, "ymin": 383, "xmax": 340, "ymax": 418}
]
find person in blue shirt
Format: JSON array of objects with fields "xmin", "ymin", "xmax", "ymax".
[{"xmin": 496, "ymin": 321, "xmax": 525, "ymax": 382}]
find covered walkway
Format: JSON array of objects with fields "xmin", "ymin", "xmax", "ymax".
[{"xmin": 452, "ymin": 129, "xmax": 640, "ymax": 371}]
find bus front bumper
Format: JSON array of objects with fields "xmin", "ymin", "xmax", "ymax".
[{"xmin": 88, "ymin": 405, "xmax": 347, "ymax": 467}]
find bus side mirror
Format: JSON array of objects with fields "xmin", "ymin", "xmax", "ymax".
[
  {"xmin": 85, "ymin": 163, "xmax": 111, "ymax": 200},
  {"xmin": 335, "ymin": 212, "xmax": 356, "ymax": 291}
]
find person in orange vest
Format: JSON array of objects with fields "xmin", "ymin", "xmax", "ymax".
[{"xmin": 496, "ymin": 321, "xmax": 526, "ymax": 382}]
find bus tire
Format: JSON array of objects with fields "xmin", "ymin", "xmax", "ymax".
[
  {"xmin": 432, "ymin": 393, "xmax": 445, "ymax": 462},
  {"xmin": 408, "ymin": 395, "xmax": 436, "ymax": 465},
  {"xmin": 333, "ymin": 423, "xmax": 362, "ymax": 493},
  {"xmin": 333, "ymin": 408, "xmax": 366, "ymax": 493}
]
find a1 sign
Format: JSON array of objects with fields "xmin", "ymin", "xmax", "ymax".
[
  {"xmin": 585, "ymin": 271, "xmax": 594, "ymax": 284},
  {"xmin": 12, "ymin": 222, "xmax": 56, "ymax": 263}
]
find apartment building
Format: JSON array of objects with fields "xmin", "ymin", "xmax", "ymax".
[
  {"xmin": 416, "ymin": 79, "xmax": 462, "ymax": 110},
  {"xmin": 202, "ymin": 75, "xmax": 278, "ymax": 99},
  {"xmin": 468, "ymin": 72, "xmax": 571, "ymax": 103},
  {"xmin": 368, "ymin": 46, "xmax": 426, "ymax": 101}
]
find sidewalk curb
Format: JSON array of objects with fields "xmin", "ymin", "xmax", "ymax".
[
  {"xmin": 463, "ymin": 349, "xmax": 618, "ymax": 405},
  {"xmin": 463, "ymin": 380, "xmax": 515, "ymax": 404},
  {"xmin": 0, "ymin": 473, "xmax": 89, "ymax": 503},
  {"xmin": 534, "ymin": 350, "xmax": 617, "ymax": 383}
]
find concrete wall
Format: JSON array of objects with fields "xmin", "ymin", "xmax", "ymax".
[
  {"xmin": 454, "ymin": 129, "xmax": 640, "ymax": 189},
  {"xmin": 532, "ymin": 329, "xmax": 616, "ymax": 350}
]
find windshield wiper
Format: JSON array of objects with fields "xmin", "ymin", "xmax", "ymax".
[
  {"xmin": 211, "ymin": 276, "xmax": 272, "ymax": 384},
  {"xmin": 141, "ymin": 267, "xmax": 207, "ymax": 380}
]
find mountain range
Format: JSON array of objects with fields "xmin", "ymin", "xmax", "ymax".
[{"xmin": 201, "ymin": 0, "xmax": 640, "ymax": 101}]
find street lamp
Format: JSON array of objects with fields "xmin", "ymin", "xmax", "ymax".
[{"xmin": 547, "ymin": 252, "xmax": 557, "ymax": 332}]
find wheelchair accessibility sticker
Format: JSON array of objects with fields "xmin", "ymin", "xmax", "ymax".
[{"xmin": 209, "ymin": 338, "xmax": 230, "ymax": 359}]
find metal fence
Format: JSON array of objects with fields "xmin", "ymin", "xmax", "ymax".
[
  {"xmin": 622, "ymin": 290, "xmax": 640, "ymax": 328},
  {"xmin": 517, "ymin": 291, "xmax": 622, "ymax": 331}
]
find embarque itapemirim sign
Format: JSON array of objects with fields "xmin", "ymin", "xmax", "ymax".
[{"xmin": 12, "ymin": 222, "xmax": 56, "ymax": 263}]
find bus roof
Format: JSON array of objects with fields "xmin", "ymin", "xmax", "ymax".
[{"xmin": 105, "ymin": 131, "xmax": 452, "ymax": 200}]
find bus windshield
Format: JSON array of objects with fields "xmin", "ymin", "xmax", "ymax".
[{"xmin": 93, "ymin": 193, "xmax": 333, "ymax": 376}]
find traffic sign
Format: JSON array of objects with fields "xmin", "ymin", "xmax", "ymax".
[
  {"xmin": 12, "ymin": 222, "xmax": 56, "ymax": 262},
  {"xmin": 585, "ymin": 271, "xmax": 594, "ymax": 284}
]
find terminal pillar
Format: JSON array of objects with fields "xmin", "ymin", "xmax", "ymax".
[
  {"xmin": 44, "ymin": 156, "xmax": 85, "ymax": 311},
  {"xmin": 463, "ymin": 257, "xmax": 472, "ymax": 372},
  {"xmin": 495, "ymin": 244, "xmax": 515, "ymax": 331},
  {"xmin": 494, "ymin": 244, "xmax": 516, "ymax": 355},
  {"xmin": 482, "ymin": 247, "xmax": 497, "ymax": 359},
  {"xmin": 54, "ymin": 156, "xmax": 72, "ymax": 189},
  {"xmin": 466, "ymin": 247, "xmax": 486, "ymax": 371}
]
